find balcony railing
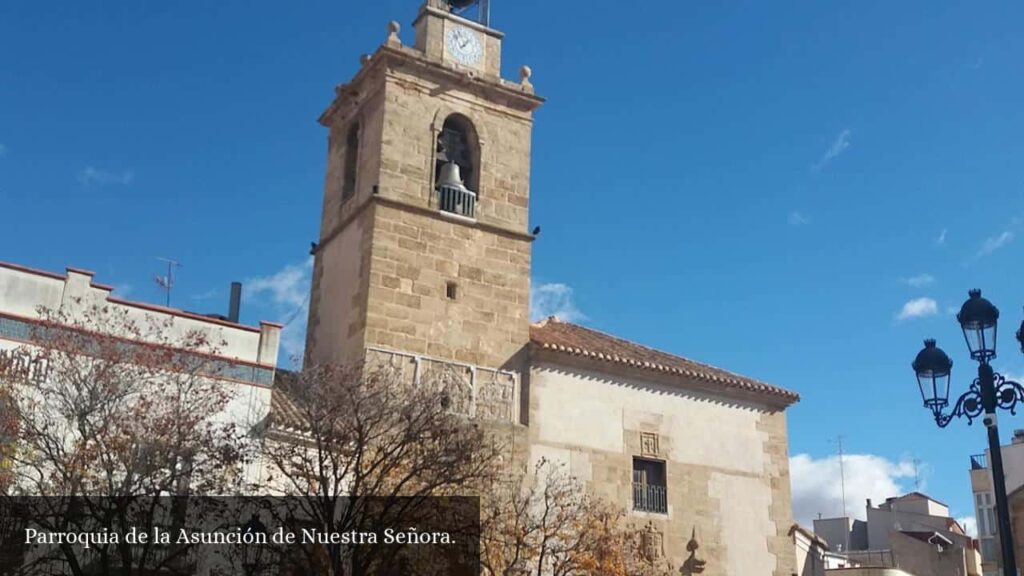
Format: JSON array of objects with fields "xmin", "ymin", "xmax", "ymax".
[
  {"xmin": 633, "ymin": 483, "xmax": 668, "ymax": 514},
  {"xmin": 365, "ymin": 346, "xmax": 518, "ymax": 423},
  {"xmin": 438, "ymin": 184, "xmax": 477, "ymax": 220},
  {"xmin": 845, "ymin": 549, "xmax": 895, "ymax": 568},
  {"xmin": 971, "ymin": 453, "xmax": 989, "ymax": 470}
]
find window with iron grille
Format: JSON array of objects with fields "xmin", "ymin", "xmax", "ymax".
[{"xmin": 632, "ymin": 458, "xmax": 667, "ymax": 514}]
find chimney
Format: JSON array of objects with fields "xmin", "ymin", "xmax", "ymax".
[
  {"xmin": 867, "ymin": 498, "xmax": 873, "ymax": 508},
  {"xmin": 228, "ymin": 282, "xmax": 242, "ymax": 323}
]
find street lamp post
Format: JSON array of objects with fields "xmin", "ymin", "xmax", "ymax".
[
  {"xmin": 241, "ymin": 513, "xmax": 267, "ymax": 576},
  {"xmin": 913, "ymin": 290, "xmax": 1024, "ymax": 576}
]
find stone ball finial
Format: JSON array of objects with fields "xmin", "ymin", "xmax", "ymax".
[
  {"xmin": 387, "ymin": 20, "xmax": 402, "ymax": 45},
  {"xmin": 519, "ymin": 65, "xmax": 533, "ymax": 89},
  {"xmin": 360, "ymin": 54, "xmax": 372, "ymax": 66}
]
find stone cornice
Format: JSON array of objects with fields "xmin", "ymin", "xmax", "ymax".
[
  {"xmin": 314, "ymin": 194, "xmax": 535, "ymax": 257},
  {"xmin": 320, "ymin": 43, "xmax": 543, "ymax": 127},
  {"xmin": 530, "ymin": 346, "xmax": 797, "ymax": 411}
]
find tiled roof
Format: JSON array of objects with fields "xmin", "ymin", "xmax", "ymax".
[
  {"xmin": 529, "ymin": 317, "xmax": 799, "ymax": 404},
  {"xmin": 269, "ymin": 370, "xmax": 307, "ymax": 433}
]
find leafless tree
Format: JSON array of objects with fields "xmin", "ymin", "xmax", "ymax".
[
  {"xmin": 0, "ymin": 375, "xmax": 15, "ymax": 496},
  {"xmin": 479, "ymin": 458, "xmax": 675, "ymax": 576},
  {"xmin": 0, "ymin": 302, "xmax": 251, "ymax": 576},
  {"xmin": 260, "ymin": 362, "xmax": 506, "ymax": 576}
]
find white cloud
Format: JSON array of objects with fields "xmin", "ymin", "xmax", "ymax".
[
  {"xmin": 900, "ymin": 274, "xmax": 935, "ymax": 288},
  {"xmin": 999, "ymin": 371, "xmax": 1024, "ymax": 385},
  {"xmin": 788, "ymin": 211, "xmax": 810, "ymax": 226},
  {"xmin": 78, "ymin": 166, "xmax": 134, "ymax": 187},
  {"xmin": 936, "ymin": 229, "xmax": 947, "ymax": 246},
  {"xmin": 246, "ymin": 258, "xmax": 313, "ymax": 365},
  {"xmin": 896, "ymin": 297, "xmax": 938, "ymax": 321},
  {"xmin": 790, "ymin": 453, "xmax": 917, "ymax": 526},
  {"xmin": 530, "ymin": 282, "xmax": 585, "ymax": 323},
  {"xmin": 977, "ymin": 231, "xmax": 1014, "ymax": 257},
  {"xmin": 813, "ymin": 129, "xmax": 852, "ymax": 171},
  {"xmin": 957, "ymin": 516, "xmax": 978, "ymax": 538}
]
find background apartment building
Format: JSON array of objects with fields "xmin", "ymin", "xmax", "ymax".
[
  {"xmin": 969, "ymin": 429, "xmax": 1024, "ymax": 576},
  {"xmin": 812, "ymin": 492, "xmax": 982, "ymax": 576}
]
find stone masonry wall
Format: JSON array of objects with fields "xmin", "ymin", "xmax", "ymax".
[
  {"xmin": 378, "ymin": 66, "xmax": 535, "ymax": 234},
  {"xmin": 309, "ymin": 46, "xmax": 538, "ymax": 370},
  {"xmin": 759, "ymin": 410, "xmax": 798, "ymax": 576},
  {"xmin": 363, "ymin": 202, "xmax": 531, "ymax": 370},
  {"xmin": 528, "ymin": 358, "xmax": 797, "ymax": 575}
]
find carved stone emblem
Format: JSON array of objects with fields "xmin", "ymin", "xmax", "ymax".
[
  {"xmin": 640, "ymin": 432, "xmax": 660, "ymax": 457},
  {"xmin": 639, "ymin": 522, "xmax": 664, "ymax": 562}
]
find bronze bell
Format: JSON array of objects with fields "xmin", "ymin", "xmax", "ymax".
[{"xmin": 437, "ymin": 162, "xmax": 467, "ymax": 191}]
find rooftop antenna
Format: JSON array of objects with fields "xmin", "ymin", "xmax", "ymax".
[
  {"xmin": 154, "ymin": 257, "xmax": 182, "ymax": 307},
  {"xmin": 832, "ymin": 435, "xmax": 848, "ymax": 519},
  {"xmin": 913, "ymin": 458, "xmax": 922, "ymax": 491},
  {"xmin": 831, "ymin": 435, "xmax": 851, "ymax": 555}
]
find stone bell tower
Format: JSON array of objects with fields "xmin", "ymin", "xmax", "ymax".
[{"xmin": 306, "ymin": 0, "xmax": 543, "ymax": 380}]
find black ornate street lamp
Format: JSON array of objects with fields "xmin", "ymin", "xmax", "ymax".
[
  {"xmin": 913, "ymin": 289, "xmax": 1024, "ymax": 576},
  {"xmin": 241, "ymin": 513, "xmax": 267, "ymax": 576}
]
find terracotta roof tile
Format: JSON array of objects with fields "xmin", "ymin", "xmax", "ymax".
[
  {"xmin": 269, "ymin": 370, "xmax": 307, "ymax": 432},
  {"xmin": 529, "ymin": 317, "xmax": 799, "ymax": 404}
]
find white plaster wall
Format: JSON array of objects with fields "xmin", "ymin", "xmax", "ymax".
[
  {"xmin": 0, "ymin": 262, "xmax": 280, "ymax": 489},
  {"xmin": 710, "ymin": 472, "xmax": 777, "ymax": 576},
  {"xmin": 530, "ymin": 364, "xmax": 768, "ymax": 474},
  {"xmin": 108, "ymin": 303, "xmax": 264, "ymax": 362},
  {"xmin": 889, "ymin": 495, "xmax": 948, "ymax": 517},
  {"xmin": 0, "ymin": 265, "xmax": 270, "ymax": 365},
  {"xmin": 529, "ymin": 362, "xmax": 784, "ymax": 574},
  {"xmin": 794, "ymin": 530, "xmax": 836, "ymax": 576},
  {"xmin": 0, "ymin": 272, "xmax": 64, "ymax": 317}
]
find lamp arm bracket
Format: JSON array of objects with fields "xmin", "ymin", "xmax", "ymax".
[
  {"xmin": 994, "ymin": 373, "xmax": 1024, "ymax": 414},
  {"xmin": 935, "ymin": 382, "xmax": 984, "ymax": 428}
]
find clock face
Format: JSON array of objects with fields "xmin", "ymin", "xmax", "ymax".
[{"xmin": 446, "ymin": 26, "xmax": 483, "ymax": 67}]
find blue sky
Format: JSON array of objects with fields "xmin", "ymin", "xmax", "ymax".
[{"xmin": 3, "ymin": 0, "xmax": 1024, "ymax": 532}]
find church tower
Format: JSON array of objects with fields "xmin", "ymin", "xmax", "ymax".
[{"xmin": 306, "ymin": 0, "xmax": 543, "ymax": 382}]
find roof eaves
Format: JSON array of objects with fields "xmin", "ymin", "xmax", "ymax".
[{"xmin": 532, "ymin": 339, "xmax": 800, "ymax": 404}]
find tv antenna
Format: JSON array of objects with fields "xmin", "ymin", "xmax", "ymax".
[
  {"xmin": 154, "ymin": 258, "xmax": 182, "ymax": 307},
  {"xmin": 830, "ymin": 435, "xmax": 851, "ymax": 554}
]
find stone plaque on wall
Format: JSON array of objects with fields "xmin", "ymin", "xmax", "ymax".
[{"xmin": 640, "ymin": 432, "xmax": 660, "ymax": 457}]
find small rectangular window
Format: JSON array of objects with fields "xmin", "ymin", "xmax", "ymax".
[
  {"xmin": 446, "ymin": 282, "xmax": 458, "ymax": 300},
  {"xmin": 632, "ymin": 457, "xmax": 667, "ymax": 514},
  {"xmin": 342, "ymin": 123, "xmax": 360, "ymax": 202}
]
